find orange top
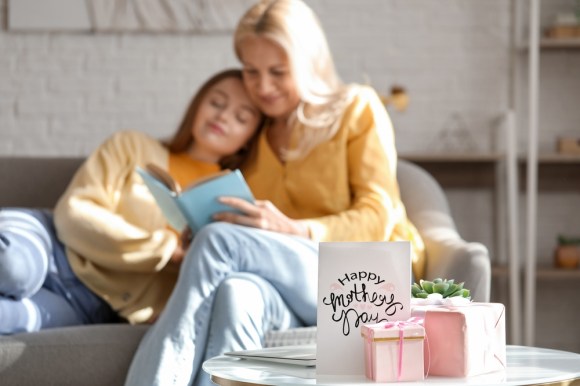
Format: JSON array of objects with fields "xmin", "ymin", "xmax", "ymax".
[
  {"xmin": 167, "ymin": 152, "xmax": 221, "ymax": 236},
  {"xmin": 168, "ymin": 152, "xmax": 220, "ymax": 190}
]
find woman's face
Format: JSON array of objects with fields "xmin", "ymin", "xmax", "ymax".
[
  {"xmin": 237, "ymin": 35, "xmax": 301, "ymax": 121},
  {"xmin": 191, "ymin": 77, "xmax": 260, "ymax": 162}
]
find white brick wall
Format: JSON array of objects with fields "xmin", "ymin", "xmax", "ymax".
[
  {"xmin": 312, "ymin": 0, "xmax": 512, "ymax": 154},
  {"xmin": 0, "ymin": 28, "xmax": 238, "ymax": 154},
  {"xmin": 1, "ymin": 0, "xmax": 514, "ymax": 156}
]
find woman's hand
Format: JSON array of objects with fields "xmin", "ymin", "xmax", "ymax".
[{"xmin": 214, "ymin": 197, "xmax": 310, "ymax": 238}]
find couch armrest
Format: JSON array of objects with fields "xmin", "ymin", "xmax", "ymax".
[
  {"xmin": 421, "ymin": 234, "xmax": 491, "ymax": 302},
  {"xmin": 397, "ymin": 160, "xmax": 491, "ymax": 302}
]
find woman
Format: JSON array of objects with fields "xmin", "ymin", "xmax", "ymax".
[
  {"xmin": 0, "ymin": 69, "xmax": 262, "ymax": 333},
  {"xmin": 124, "ymin": 1, "xmax": 425, "ymax": 385}
]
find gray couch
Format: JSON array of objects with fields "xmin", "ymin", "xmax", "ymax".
[{"xmin": 0, "ymin": 156, "xmax": 491, "ymax": 386}]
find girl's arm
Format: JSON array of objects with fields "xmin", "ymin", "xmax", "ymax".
[{"xmin": 54, "ymin": 131, "xmax": 178, "ymax": 273}]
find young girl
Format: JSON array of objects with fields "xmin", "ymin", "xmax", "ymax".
[{"xmin": 0, "ymin": 69, "xmax": 263, "ymax": 334}]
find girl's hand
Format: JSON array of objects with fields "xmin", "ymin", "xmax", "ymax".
[
  {"xmin": 170, "ymin": 228, "xmax": 193, "ymax": 266},
  {"xmin": 214, "ymin": 197, "xmax": 310, "ymax": 238},
  {"xmin": 170, "ymin": 244, "xmax": 186, "ymax": 266}
]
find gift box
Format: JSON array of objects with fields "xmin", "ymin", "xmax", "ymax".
[
  {"xmin": 411, "ymin": 302, "xmax": 506, "ymax": 377},
  {"xmin": 361, "ymin": 319, "xmax": 425, "ymax": 382}
]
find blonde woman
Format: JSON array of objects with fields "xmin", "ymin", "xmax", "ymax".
[{"xmin": 125, "ymin": 1, "xmax": 424, "ymax": 385}]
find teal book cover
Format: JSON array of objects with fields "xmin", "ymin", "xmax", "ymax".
[{"xmin": 136, "ymin": 166, "xmax": 254, "ymax": 233}]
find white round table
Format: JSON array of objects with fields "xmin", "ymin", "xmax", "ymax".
[{"xmin": 203, "ymin": 345, "xmax": 580, "ymax": 386}]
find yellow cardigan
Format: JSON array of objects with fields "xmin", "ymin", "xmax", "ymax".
[
  {"xmin": 54, "ymin": 130, "xmax": 218, "ymax": 324},
  {"xmin": 243, "ymin": 85, "xmax": 425, "ymax": 279}
]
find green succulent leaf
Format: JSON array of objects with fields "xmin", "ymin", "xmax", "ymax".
[
  {"xmin": 443, "ymin": 283, "xmax": 459, "ymax": 297},
  {"xmin": 420, "ymin": 280, "xmax": 434, "ymax": 293},
  {"xmin": 433, "ymin": 282, "xmax": 450, "ymax": 294},
  {"xmin": 415, "ymin": 292, "xmax": 428, "ymax": 299},
  {"xmin": 411, "ymin": 278, "xmax": 471, "ymax": 299},
  {"xmin": 450, "ymin": 289, "xmax": 470, "ymax": 298},
  {"xmin": 558, "ymin": 235, "xmax": 580, "ymax": 246},
  {"xmin": 411, "ymin": 283, "xmax": 422, "ymax": 296}
]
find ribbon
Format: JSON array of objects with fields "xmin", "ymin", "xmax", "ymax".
[{"xmin": 365, "ymin": 317, "xmax": 424, "ymax": 381}]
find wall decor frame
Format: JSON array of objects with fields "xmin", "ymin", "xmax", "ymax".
[{"xmin": 8, "ymin": 0, "xmax": 255, "ymax": 33}]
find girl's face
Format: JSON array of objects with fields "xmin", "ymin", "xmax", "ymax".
[
  {"xmin": 238, "ymin": 35, "xmax": 301, "ymax": 121},
  {"xmin": 191, "ymin": 77, "xmax": 260, "ymax": 163}
]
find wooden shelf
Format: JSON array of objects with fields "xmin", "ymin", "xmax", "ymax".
[
  {"xmin": 532, "ymin": 153, "xmax": 580, "ymax": 164},
  {"xmin": 540, "ymin": 37, "xmax": 580, "ymax": 49},
  {"xmin": 399, "ymin": 152, "xmax": 580, "ymax": 164},
  {"xmin": 492, "ymin": 264, "xmax": 580, "ymax": 280},
  {"xmin": 399, "ymin": 152, "xmax": 504, "ymax": 163},
  {"xmin": 519, "ymin": 38, "xmax": 580, "ymax": 50}
]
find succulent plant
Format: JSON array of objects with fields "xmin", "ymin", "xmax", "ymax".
[
  {"xmin": 557, "ymin": 235, "xmax": 580, "ymax": 246},
  {"xmin": 411, "ymin": 278, "xmax": 470, "ymax": 299}
]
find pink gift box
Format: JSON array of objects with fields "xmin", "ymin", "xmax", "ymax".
[
  {"xmin": 411, "ymin": 302, "xmax": 506, "ymax": 377},
  {"xmin": 361, "ymin": 319, "xmax": 425, "ymax": 382}
]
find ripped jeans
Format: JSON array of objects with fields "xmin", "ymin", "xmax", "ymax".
[{"xmin": 0, "ymin": 208, "xmax": 117, "ymax": 334}]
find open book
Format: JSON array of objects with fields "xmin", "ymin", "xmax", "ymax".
[{"xmin": 136, "ymin": 164, "xmax": 254, "ymax": 233}]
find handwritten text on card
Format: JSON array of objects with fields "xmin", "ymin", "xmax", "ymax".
[{"xmin": 321, "ymin": 270, "xmax": 403, "ymax": 336}]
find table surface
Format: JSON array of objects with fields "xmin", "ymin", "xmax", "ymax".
[{"xmin": 203, "ymin": 345, "xmax": 580, "ymax": 386}]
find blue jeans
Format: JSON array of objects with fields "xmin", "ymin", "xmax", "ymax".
[
  {"xmin": 0, "ymin": 208, "xmax": 118, "ymax": 334},
  {"xmin": 124, "ymin": 222, "xmax": 318, "ymax": 386}
]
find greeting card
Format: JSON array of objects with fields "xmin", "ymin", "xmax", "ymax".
[{"xmin": 316, "ymin": 241, "xmax": 411, "ymax": 376}]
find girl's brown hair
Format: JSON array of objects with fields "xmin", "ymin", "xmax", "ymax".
[{"xmin": 164, "ymin": 69, "xmax": 264, "ymax": 170}]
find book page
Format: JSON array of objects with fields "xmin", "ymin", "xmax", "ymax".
[
  {"xmin": 136, "ymin": 166, "xmax": 188, "ymax": 231},
  {"xmin": 184, "ymin": 169, "xmax": 231, "ymax": 190},
  {"xmin": 146, "ymin": 163, "xmax": 181, "ymax": 193}
]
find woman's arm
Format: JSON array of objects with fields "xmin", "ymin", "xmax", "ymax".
[{"xmin": 213, "ymin": 197, "xmax": 310, "ymax": 237}]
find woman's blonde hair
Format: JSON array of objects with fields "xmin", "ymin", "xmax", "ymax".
[
  {"xmin": 164, "ymin": 68, "xmax": 264, "ymax": 170},
  {"xmin": 234, "ymin": 0, "xmax": 353, "ymax": 160}
]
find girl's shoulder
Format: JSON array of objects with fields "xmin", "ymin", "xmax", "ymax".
[
  {"xmin": 108, "ymin": 129, "xmax": 160, "ymax": 146},
  {"xmin": 103, "ymin": 130, "xmax": 166, "ymax": 153}
]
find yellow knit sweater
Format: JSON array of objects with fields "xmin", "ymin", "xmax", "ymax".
[
  {"xmin": 242, "ymin": 85, "xmax": 425, "ymax": 278},
  {"xmin": 54, "ymin": 130, "xmax": 219, "ymax": 324}
]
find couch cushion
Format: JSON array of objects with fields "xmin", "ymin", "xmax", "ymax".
[{"xmin": 0, "ymin": 324, "xmax": 148, "ymax": 386}]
